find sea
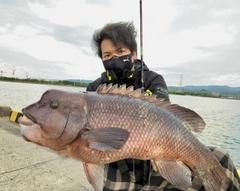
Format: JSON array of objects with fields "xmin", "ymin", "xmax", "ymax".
[{"xmin": 0, "ymin": 81, "xmax": 239, "ymax": 169}]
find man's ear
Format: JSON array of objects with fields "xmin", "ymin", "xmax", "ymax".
[{"xmin": 132, "ymin": 51, "xmax": 137, "ymax": 60}]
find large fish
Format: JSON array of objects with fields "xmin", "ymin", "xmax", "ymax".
[{"xmin": 18, "ymin": 84, "xmax": 229, "ymax": 191}]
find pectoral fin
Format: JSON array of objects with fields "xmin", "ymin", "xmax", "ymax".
[
  {"xmin": 82, "ymin": 127, "xmax": 130, "ymax": 151},
  {"xmin": 83, "ymin": 162, "xmax": 104, "ymax": 191},
  {"xmin": 153, "ymin": 160, "xmax": 192, "ymax": 189}
]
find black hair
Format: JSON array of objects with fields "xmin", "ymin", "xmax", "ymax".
[{"xmin": 91, "ymin": 21, "xmax": 138, "ymax": 58}]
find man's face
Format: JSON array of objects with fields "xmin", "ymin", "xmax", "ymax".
[{"xmin": 101, "ymin": 39, "xmax": 137, "ymax": 64}]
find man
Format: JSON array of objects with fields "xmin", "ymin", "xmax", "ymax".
[
  {"xmin": 87, "ymin": 21, "xmax": 240, "ymax": 191},
  {"xmin": 87, "ymin": 22, "xmax": 169, "ymax": 101}
]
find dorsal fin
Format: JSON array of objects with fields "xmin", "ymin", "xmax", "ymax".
[
  {"xmin": 162, "ymin": 103, "xmax": 206, "ymax": 132},
  {"xmin": 96, "ymin": 84, "xmax": 206, "ymax": 132}
]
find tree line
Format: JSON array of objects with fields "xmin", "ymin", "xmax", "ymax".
[
  {"xmin": 0, "ymin": 77, "xmax": 89, "ymax": 87},
  {"xmin": 1, "ymin": 76, "xmax": 239, "ymax": 100}
]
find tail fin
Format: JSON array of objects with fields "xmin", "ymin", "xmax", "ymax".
[{"xmin": 195, "ymin": 156, "xmax": 230, "ymax": 191}]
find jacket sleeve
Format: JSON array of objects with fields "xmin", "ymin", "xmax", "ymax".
[
  {"xmin": 144, "ymin": 71, "xmax": 170, "ymax": 101},
  {"xmin": 86, "ymin": 83, "xmax": 95, "ymax": 92},
  {"xmin": 86, "ymin": 77, "xmax": 102, "ymax": 92},
  {"xmin": 86, "ymin": 71, "xmax": 121, "ymax": 92}
]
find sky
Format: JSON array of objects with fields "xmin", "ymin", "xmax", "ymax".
[{"xmin": 0, "ymin": 0, "xmax": 240, "ymax": 87}]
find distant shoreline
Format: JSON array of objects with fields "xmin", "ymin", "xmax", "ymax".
[
  {"xmin": 169, "ymin": 91, "xmax": 240, "ymax": 101},
  {"xmin": 1, "ymin": 77, "xmax": 239, "ymax": 100},
  {"xmin": 0, "ymin": 77, "xmax": 88, "ymax": 87}
]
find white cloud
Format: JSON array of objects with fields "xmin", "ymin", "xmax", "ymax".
[
  {"xmin": 0, "ymin": 32, "xmax": 83, "ymax": 63},
  {"xmin": 182, "ymin": 24, "xmax": 234, "ymax": 47},
  {"xmin": 27, "ymin": 0, "xmax": 139, "ymax": 28},
  {"xmin": 0, "ymin": 0, "xmax": 239, "ymax": 87},
  {"xmin": 13, "ymin": 25, "xmax": 39, "ymax": 36},
  {"xmin": 211, "ymin": 74, "xmax": 240, "ymax": 82},
  {"xmin": 210, "ymin": 7, "xmax": 240, "ymax": 18},
  {"xmin": 0, "ymin": 26, "xmax": 7, "ymax": 33}
]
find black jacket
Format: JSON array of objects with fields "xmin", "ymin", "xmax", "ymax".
[
  {"xmin": 87, "ymin": 59, "xmax": 169, "ymax": 101},
  {"xmin": 86, "ymin": 59, "xmax": 170, "ymax": 185}
]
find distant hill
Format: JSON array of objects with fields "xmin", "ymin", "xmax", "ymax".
[
  {"xmin": 168, "ymin": 85, "xmax": 240, "ymax": 98},
  {"xmin": 67, "ymin": 79, "xmax": 93, "ymax": 84},
  {"xmin": 2, "ymin": 75, "xmax": 238, "ymax": 98},
  {"xmin": 66, "ymin": 80, "xmax": 240, "ymax": 97},
  {"xmin": 66, "ymin": 79, "xmax": 240, "ymax": 98},
  {"xmin": 184, "ymin": 85, "xmax": 240, "ymax": 92}
]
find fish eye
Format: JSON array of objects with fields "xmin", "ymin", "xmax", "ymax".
[{"xmin": 50, "ymin": 100, "xmax": 59, "ymax": 109}]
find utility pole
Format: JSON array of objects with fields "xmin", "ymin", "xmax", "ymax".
[{"xmin": 178, "ymin": 74, "xmax": 183, "ymax": 92}]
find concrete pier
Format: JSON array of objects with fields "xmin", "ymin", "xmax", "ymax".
[{"xmin": 0, "ymin": 116, "xmax": 93, "ymax": 191}]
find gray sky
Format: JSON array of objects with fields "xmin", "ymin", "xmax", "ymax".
[{"xmin": 0, "ymin": 0, "xmax": 240, "ymax": 87}]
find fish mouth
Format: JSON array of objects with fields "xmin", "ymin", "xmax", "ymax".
[
  {"xmin": 21, "ymin": 108, "xmax": 38, "ymax": 124},
  {"xmin": 18, "ymin": 116, "xmax": 36, "ymax": 127},
  {"xmin": 18, "ymin": 117, "xmax": 44, "ymax": 147},
  {"xmin": 19, "ymin": 108, "xmax": 69, "ymax": 141},
  {"xmin": 18, "ymin": 108, "xmax": 39, "ymax": 141},
  {"xmin": 18, "ymin": 116, "xmax": 37, "ymax": 141}
]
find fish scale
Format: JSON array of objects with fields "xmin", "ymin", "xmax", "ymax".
[
  {"xmin": 85, "ymin": 96, "xmax": 158, "ymax": 159},
  {"xmin": 18, "ymin": 84, "xmax": 229, "ymax": 191}
]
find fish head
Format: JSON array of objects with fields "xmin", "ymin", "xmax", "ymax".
[{"xmin": 18, "ymin": 89, "xmax": 88, "ymax": 151}]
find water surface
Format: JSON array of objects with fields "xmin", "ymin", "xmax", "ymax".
[{"xmin": 1, "ymin": 81, "xmax": 239, "ymax": 169}]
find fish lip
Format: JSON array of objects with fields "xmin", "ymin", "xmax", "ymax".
[{"xmin": 22, "ymin": 109, "xmax": 38, "ymax": 124}]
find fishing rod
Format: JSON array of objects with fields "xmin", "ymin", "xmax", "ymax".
[
  {"xmin": 139, "ymin": 0, "xmax": 148, "ymax": 186},
  {"xmin": 139, "ymin": 0, "xmax": 144, "ymax": 93}
]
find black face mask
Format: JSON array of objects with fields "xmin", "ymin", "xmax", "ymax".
[{"xmin": 103, "ymin": 53, "xmax": 133, "ymax": 79}]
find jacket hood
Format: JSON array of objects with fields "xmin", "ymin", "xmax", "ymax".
[{"xmin": 134, "ymin": 59, "xmax": 149, "ymax": 72}]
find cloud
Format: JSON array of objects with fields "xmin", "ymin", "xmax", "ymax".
[
  {"xmin": 52, "ymin": 25, "xmax": 93, "ymax": 48},
  {"xmin": 86, "ymin": 0, "xmax": 112, "ymax": 6},
  {"xmin": 0, "ymin": 0, "xmax": 240, "ymax": 87},
  {"xmin": 157, "ymin": 39, "xmax": 240, "ymax": 87},
  {"xmin": 169, "ymin": 0, "xmax": 240, "ymax": 32}
]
